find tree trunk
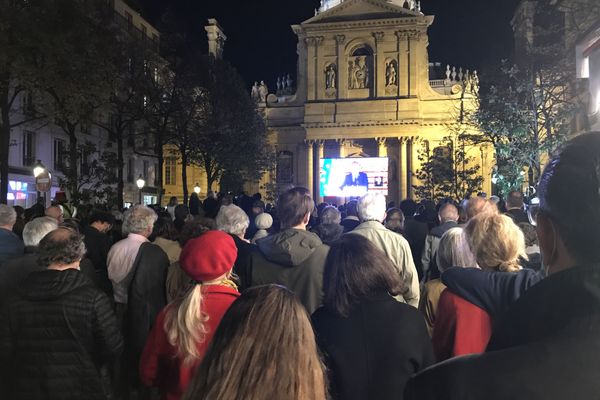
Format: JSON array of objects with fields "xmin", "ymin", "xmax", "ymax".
[
  {"xmin": 0, "ymin": 101, "xmax": 10, "ymax": 205},
  {"xmin": 181, "ymin": 146, "xmax": 188, "ymax": 206},
  {"xmin": 67, "ymin": 125, "xmax": 79, "ymax": 205},
  {"xmin": 117, "ymin": 130, "xmax": 124, "ymax": 209}
]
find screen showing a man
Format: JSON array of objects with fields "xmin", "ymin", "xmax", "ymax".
[
  {"xmin": 340, "ymin": 161, "xmax": 368, "ymax": 196},
  {"xmin": 319, "ymin": 157, "xmax": 388, "ymax": 197}
]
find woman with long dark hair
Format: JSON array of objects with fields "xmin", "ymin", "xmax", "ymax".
[
  {"xmin": 182, "ymin": 285, "xmax": 327, "ymax": 400},
  {"xmin": 312, "ymin": 234, "xmax": 434, "ymax": 400}
]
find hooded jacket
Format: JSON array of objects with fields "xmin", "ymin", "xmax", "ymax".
[
  {"xmin": 0, "ymin": 269, "xmax": 123, "ymax": 400},
  {"xmin": 249, "ymin": 229, "xmax": 329, "ymax": 313}
]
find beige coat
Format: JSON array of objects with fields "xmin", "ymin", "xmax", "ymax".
[{"xmin": 349, "ymin": 221, "xmax": 420, "ymax": 307}]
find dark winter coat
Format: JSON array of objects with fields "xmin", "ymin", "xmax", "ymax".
[
  {"xmin": 249, "ymin": 229, "xmax": 329, "ymax": 313},
  {"xmin": 230, "ymin": 234, "xmax": 257, "ymax": 291},
  {"xmin": 82, "ymin": 225, "xmax": 113, "ymax": 295},
  {"xmin": 441, "ymin": 267, "xmax": 544, "ymax": 317},
  {"xmin": 0, "ymin": 227, "xmax": 24, "ymax": 265},
  {"xmin": 126, "ymin": 242, "xmax": 169, "ymax": 361},
  {"xmin": 0, "ymin": 249, "xmax": 42, "ymax": 305},
  {"xmin": 0, "ymin": 269, "xmax": 123, "ymax": 400},
  {"xmin": 405, "ymin": 264, "xmax": 600, "ymax": 400},
  {"xmin": 312, "ymin": 293, "xmax": 434, "ymax": 400}
]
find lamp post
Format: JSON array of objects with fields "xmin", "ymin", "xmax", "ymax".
[
  {"xmin": 193, "ymin": 183, "xmax": 201, "ymax": 195},
  {"xmin": 33, "ymin": 160, "xmax": 50, "ymax": 206},
  {"xmin": 136, "ymin": 174, "xmax": 145, "ymax": 205}
]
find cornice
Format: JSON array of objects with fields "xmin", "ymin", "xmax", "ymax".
[{"xmin": 300, "ymin": 17, "xmax": 432, "ymax": 32}]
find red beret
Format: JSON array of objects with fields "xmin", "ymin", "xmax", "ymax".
[{"xmin": 179, "ymin": 231, "xmax": 237, "ymax": 282}]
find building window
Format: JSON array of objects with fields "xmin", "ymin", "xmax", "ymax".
[
  {"xmin": 80, "ymin": 146, "xmax": 91, "ymax": 176},
  {"xmin": 53, "ymin": 138, "xmax": 66, "ymax": 172},
  {"xmin": 154, "ymin": 163, "xmax": 159, "ymax": 186},
  {"xmin": 143, "ymin": 160, "xmax": 149, "ymax": 183},
  {"xmin": 127, "ymin": 158, "xmax": 134, "ymax": 183},
  {"xmin": 165, "ymin": 157, "xmax": 176, "ymax": 185},
  {"xmin": 124, "ymin": 11, "xmax": 133, "ymax": 31},
  {"xmin": 277, "ymin": 151, "xmax": 294, "ymax": 184},
  {"xmin": 22, "ymin": 131, "xmax": 35, "ymax": 167},
  {"xmin": 21, "ymin": 91, "xmax": 34, "ymax": 116}
]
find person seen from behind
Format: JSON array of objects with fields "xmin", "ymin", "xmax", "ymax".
[{"xmin": 181, "ymin": 285, "xmax": 327, "ymax": 400}]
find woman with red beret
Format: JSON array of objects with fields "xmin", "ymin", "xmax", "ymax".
[{"xmin": 139, "ymin": 230, "xmax": 239, "ymax": 400}]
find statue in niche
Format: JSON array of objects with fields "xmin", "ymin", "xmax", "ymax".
[
  {"xmin": 258, "ymin": 80, "xmax": 268, "ymax": 102},
  {"xmin": 349, "ymin": 57, "xmax": 369, "ymax": 89},
  {"xmin": 385, "ymin": 60, "xmax": 397, "ymax": 87},
  {"xmin": 325, "ymin": 64, "xmax": 337, "ymax": 89},
  {"xmin": 251, "ymin": 81, "xmax": 260, "ymax": 102}
]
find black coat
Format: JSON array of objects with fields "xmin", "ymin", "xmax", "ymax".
[
  {"xmin": 126, "ymin": 242, "xmax": 169, "ymax": 360},
  {"xmin": 0, "ymin": 250, "xmax": 42, "ymax": 304},
  {"xmin": 0, "ymin": 269, "xmax": 123, "ymax": 400},
  {"xmin": 230, "ymin": 234, "xmax": 256, "ymax": 291},
  {"xmin": 405, "ymin": 264, "xmax": 600, "ymax": 400},
  {"xmin": 82, "ymin": 225, "xmax": 113, "ymax": 295},
  {"xmin": 312, "ymin": 294, "xmax": 434, "ymax": 400}
]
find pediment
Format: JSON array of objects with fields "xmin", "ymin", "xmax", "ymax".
[{"xmin": 303, "ymin": 0, "xmax": 421, "ymax": 25}]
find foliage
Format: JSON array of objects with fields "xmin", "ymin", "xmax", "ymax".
[
  {"xmin": 190, "ymin": 56, "xmax": 273, "ymax": 192},
  {"xmin": 58, "ymin": 142, "xmax": 119, "ymax": 208},
  {"xmin": 413, "ymin": 136, "xmax": 483, "ymax": 202}
]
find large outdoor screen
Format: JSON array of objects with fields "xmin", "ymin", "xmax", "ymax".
[{"xmin": 319, "ymin": 157, "xmax": 388, "ymax": 197}]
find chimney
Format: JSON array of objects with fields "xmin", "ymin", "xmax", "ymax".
[{"xmin": 205, "ymin": 18, "xmax": 227, "ymax": 60}]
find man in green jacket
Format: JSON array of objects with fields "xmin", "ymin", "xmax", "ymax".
[
  {"xmin": 349, "ymin": 193, "xmax": 420, "ymax": 307},
  {"xmin": 250, "ymin": 187, "xmax": 329, "ymax": 314}
]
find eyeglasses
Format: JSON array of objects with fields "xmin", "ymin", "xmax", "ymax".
[{"xmin": 527, "ymin": 197, "xmax": 541, "ymax": 226}]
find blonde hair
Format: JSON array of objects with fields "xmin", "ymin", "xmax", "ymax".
[
  {"xmin": 163, "ymin": 284, "xmax": 209, "ymax": 365},
  {"xmin": 465, "ymin": 197, "xmax": 498, "ymax": 220},
  {"xmin": 182, "ymin": 285, "xmax": 327, "ymax": 400},
  {"xmin": 464, "ymin": 213, "xmax": 527, "ymax": 272}
]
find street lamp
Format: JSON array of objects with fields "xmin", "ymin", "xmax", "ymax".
[
  {"xmin": 193, "ymin": 183, "xmax": 201, "ymax": 195},
  {"xmin": 33, "ymin": 160, "xmax": 46, "ymax": 178},
  {"xmin": 136, "ymin": 174, "xmax": 145, "ymax": 204}
]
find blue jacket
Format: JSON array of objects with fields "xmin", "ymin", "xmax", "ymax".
[{"xmin": 0, "ymin": 228, "xmax": 24, "ymax": 265}]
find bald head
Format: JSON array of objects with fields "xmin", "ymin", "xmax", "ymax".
[
  {"xmin": 439, "ymin": 203, "xmax": 459, "ymax": 223},
  {"xmin": 38, "ymin": 227, "xmax": 86, "ymax": 269},
  {"xmin": 45, "ymin": 206, "xmax": 63, "ymax": 223},
  {"xmin": 465, "ymin": 197, "xmax": 497, "ymax": 220}
]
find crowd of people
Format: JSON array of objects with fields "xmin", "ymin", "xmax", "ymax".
[{"xmin": 1, "ymin": 132, "xmax": 600, "ymax": 399}]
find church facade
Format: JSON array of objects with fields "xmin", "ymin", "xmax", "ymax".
[{"xmin": 257, "ymin": 0, "xmax": 491, "ymax": 204}]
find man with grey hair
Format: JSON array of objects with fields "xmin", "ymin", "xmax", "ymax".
[
  {"xmin": 216, "ymin": 204, "xmax": 255, "ymax": 290},
  {"xmin": 107, "ymin": 205, "xmax": 168, "ymax": 396},
  {"xmin": 348, "ymin": 193, "xmax": 419, "ymax": 307},
  {"xmin": 0, "ymin": 217, "xmax": 58, "ymax": 303},
  {"xmin": 0, "ymin": 227, "xmax": 123, "ymax": 399},
  {"xmin": 0, "ymin": 204, "xmax": 24, "ymax": 264}
]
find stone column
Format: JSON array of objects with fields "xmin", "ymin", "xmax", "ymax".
[
  {"xmin": 372, "ymin": 32, "xmax": 384, "ymax": 98},
  {"xmin": 305, "ymin": 140, "xmax": 314, "ymax": 195},
  {"xmin": 376, "ymin": 137, "xmax": 387, "ymax": 157},
  {"xmin": 316, "ymin": 140, "xmax": 325, "ymax": 203},
  {"xmin": 407, "ymin": 31, "xmax": 420, "ymax": 97},
  {"xmin": 399, "ymin": 137, "xmax": 407, "ymax": 200},
  {"xmin": 407, "ymin": 137, "xmax": 414, "ymax": 199},
  {"xmin": 337, "ymin": 139, "xmax": 346, "ymax": 158},
  {"xmin": 305, "ymin": 37, "xmax": 317, "ymax": 101},
  {"xmin": 396, "ymin": 31, "xmax": 409, "ymax": 97},
  {"xmin": 335, "ymin": 35, "xmax": 346, "ymax": 100}
]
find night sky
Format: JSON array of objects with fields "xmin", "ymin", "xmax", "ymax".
[{"xmin": 138, "ymin": 0, "xmax": 522, "ymax": 88}]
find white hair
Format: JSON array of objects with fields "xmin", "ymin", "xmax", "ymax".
[
  {"xmin": 23, "ymin": 217, "xmax": 59, "ymax": 247},
  {"xmin": 436, "ymin": 227, "xmax": 478, "ymax": 273},
  {"xmin": 357, "ymin": 193, "xmax": 386, "ymax": 222},
  {"xmin": 122, "ymin": 205, "xmax": 157, "ymax": 235},
  {"xmin": 255, "ymin": 212, "xmax": 273, "ymax": 230},
  {"xmin": 216, "ymin": 204, "xmax": 249, "ymax": 237},
  {"xmin": 0, "ymin": 204, "xmax": 17, "ymax": 227}
]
